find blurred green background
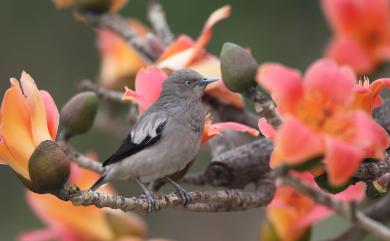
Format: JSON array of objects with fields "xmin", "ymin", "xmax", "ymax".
[{"xmin": 0, "ymin": 0, "xmax": 378, "ymax": 240}]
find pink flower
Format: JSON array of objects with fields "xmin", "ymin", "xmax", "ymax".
[
  {"xmin": 257, "ymin": 59, "xmax": 389, "ymax": 186},
  {"xmin": 322, "ymin": 0, "xmax": 390, "ymax": 74}
]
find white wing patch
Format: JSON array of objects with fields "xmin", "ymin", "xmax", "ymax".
[{"xmin": 131, "ymin": 114, "xmax": 167, "ymax": 144}]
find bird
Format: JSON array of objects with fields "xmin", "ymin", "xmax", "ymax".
[{"xmin": 90, "ymin": 69, "xmax": 219, "ymax": 212}]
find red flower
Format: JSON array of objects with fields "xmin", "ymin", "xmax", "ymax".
[
  {"xmin": 262, "ymin": 172, "xmax": 364, "ymax": 241},
  {"xmin": 257, "ymin": 59, "xmax": 389, "ymax": 186},
  {"xmin": 322, "ymin": 0, "xmax": 390, "ymax": 74}
]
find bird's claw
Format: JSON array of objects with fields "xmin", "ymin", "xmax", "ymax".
[
  {"xmin": 139, "ymin": 193, "xmax": 158, "ymax": 213},
  {"xmin": 175, "ymin": 188, "xmax": 192, "ymax": 206}
]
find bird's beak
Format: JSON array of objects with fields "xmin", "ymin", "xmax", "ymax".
[{"xmin": 198, "ymin": 77, "xmax": 220, "ymax": 86}]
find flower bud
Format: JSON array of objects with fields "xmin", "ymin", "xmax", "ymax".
[
  {"xmin": 60, "ymin": 91, "xmax": 98, "ymax": 136},
  {"xmin": 314, "ymin": 173, "xmax": 352, "ymax": 194},
  {"xmin": 366, "ymin": 173, "xmax": 389, "ymax": 199},
  {"xmin": 74, "ymin": 0, "xmax": 111, "ymax": 14},
  {"xmin": 20, "ymin": 140, "xmax": 71, "ymax": 194},
  {"xmin": 220, "ymin": 42, "xmax": 258, "ymax": 93}
]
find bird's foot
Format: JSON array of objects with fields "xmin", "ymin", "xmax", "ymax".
[
  {"xmin": 175, "ymin": 186, "xmax": 192, "ymax": 206},
  {"xmin": 139, "ymin": 192, "xmax": 158, "ymax": 213}
]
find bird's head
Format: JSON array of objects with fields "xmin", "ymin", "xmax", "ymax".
[{"xmin": 161, "ymin": 69, "xmax": 219, "ymax": 99}]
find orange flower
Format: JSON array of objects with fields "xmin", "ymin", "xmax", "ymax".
[
  {"xmin": 0, "ymin": 72, "xmax": 59, "ymax": 180},
  {"xmin": 321, "ymin": 0, "xmax": 390, "ymax": 74},
  {"xmin": 97, "ymin": 20, "xmax": 149, "ymax": 89},
  {"xmin": 352, "ymin": 77, "xmax": 390, "ymax": 113},
  {"xmin": 52, "ymin": 0, "xmax": 127, "ymax": 12},
  {"xmin": 263, "ymin": 172, "xmax": 364, "ymax": 241},
  {"xmin": 257, "ymin": 59, "xmax": 389, "ymax": 186},
  {"xmin": 98, "ymin": 5, "xmax": 244, "ymax": 108},
  {"xmin": 20, "ymin": 162, "xmax": 147, "ymax": 241},
  {"xmin": 123, "ymin": 67, "xmax": 259, "ymax": 142}
]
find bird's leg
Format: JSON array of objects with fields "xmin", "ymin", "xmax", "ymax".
[
  {"xmin": 135, "ymin": 177, "xmax": 157, "ymax": 213},
  {"xmin": 149, "ymin": 178, "xmax": 167, "ymax": 193},
  {"xmin": 165, "ymin": 177, "xmax": 192, "ymax": 206}
]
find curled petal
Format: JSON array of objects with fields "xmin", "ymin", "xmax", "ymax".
[
  {"xmin": 304, "ymin": 59, "xmax": 356, "ymax": 106},
  {"xmin": 258, "ymin": 118, "xmax": 276, "ymax": 140},
  {"xmin": 1, "ymin": 79, "xmax": 35, "ymax": 179},
  {"xmin": 324, "ymin": 137, "xmax": 363, "ymax": 186},
  {"xmin": 122, "ymin": 87, "xmax": 153, "ymax": 113},
  {"xmin": 257, "ymin": 63, "xmax": 304, "ymax": 114},
  {"xmin": 40, "ymin": 91, "xmax": 59, "ymax": 140},
  {"xmin": 349, "ymin": 111, "xmax": 389, "ymax": 159},
  {"xmin": 20, "ymin": 72, "xmax": 52, "ymax": 145},
  {"xmin": 325, "ymin": 36, "xmax": 374, "ymax": 74},
  {"xmin": 202, "ymin": 121, "xmax": 259, "ymax": 143},
  {"xmin": 353, "ymin": 78, "xmax": 390, "ymax": 112},
  {"xmin": 187, "ymin": 5, "xmax": 231, "ymax": 64},
  {"xmin": 274, "ymin": 117, "xmax": 323, "ymax": 166},
  {"xmin": 159, "ymin": 35, "xmax": 195, "ymax": 60}
]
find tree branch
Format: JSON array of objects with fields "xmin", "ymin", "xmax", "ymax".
[
  {"xmin": 147, "ymin": 0, "xmax": 174, "ymax": 46},
  {"xmin": 330, "ymin": 194, "xmax": 390, "ymax": 241},
  {"xmin": 83, "ymin": 13, "xmax": 156, "ymax": 63}
]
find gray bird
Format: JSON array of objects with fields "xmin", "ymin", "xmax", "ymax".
[{"xmin": 90, "ymin": 69, "xmax": 218, "ymax": 211}]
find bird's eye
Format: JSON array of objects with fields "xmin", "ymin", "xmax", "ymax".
[{"xmin": 185, "ymin": 80, "xmax": 192, "ymax": 86}]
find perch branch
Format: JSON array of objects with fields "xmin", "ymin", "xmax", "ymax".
[
  {"xmin": 279, "ymin": 174, "xmax": 390, "ymax": 241},
  {"xmin": 65, "ymin": 175, "xmax": 274, "ymax": 213}
]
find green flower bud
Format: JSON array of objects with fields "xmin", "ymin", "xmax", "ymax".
[
  {"xmin": 366, "ymin": 173, "xmax": 389, "ymax": 199},
  {"xmin": 220, "ymin": 42, "xmax": 258, "ymax": 93},
  {"xmin": 60, "ymin": 91, "xmax": 98, "ymax": 136},
  {"xmin": 286, "ymin": 155, "xmax": 323, "ymax": 172},
  {"xmin": 21, "ymin": 140, "xmax": 71, "ymax": 194},
  {"xmin": 74, "ymin": 0, "xmax": 111, "ymax": 14},
  {"xmin": 314, "ymin": 173, "xmax": 353, "ymax": 194}
]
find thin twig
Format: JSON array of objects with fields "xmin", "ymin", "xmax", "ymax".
[
  {"xmin": 279, "ymin": 175, "xmax": 390, "ymax": 241},
  {"xmin": 330, "ymin": 194, "xmax": 390, "ymax": 241},
  {"xmin": 83, "ymin": 13, "xmax": 156, "ymax": 63},
  {"xmin": 245, "ymin": 87, "xmax": 280, "ymax": 128},
  {"xmin": 147, "ymin": 0, "xmax": 174, "ymax": 46}
]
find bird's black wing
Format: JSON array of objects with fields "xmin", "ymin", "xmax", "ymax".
[{"xmin": 102, "ymin": 114, "xmax": 167, "ymax": 167}]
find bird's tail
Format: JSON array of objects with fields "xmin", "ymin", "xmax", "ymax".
[{"xmin": 89, "ymin": 174, "xmax": 107, "ymax": 191}]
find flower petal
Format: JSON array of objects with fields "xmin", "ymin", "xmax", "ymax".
[
  {"xmin": 324, "ymin": 137, "xmax": 363, "ymax": 186},
  {"xmin": 256, "ymin": 63, "xmax": 304, "ymax": 114},
  {"xmin": 352, "ymin": 78, "xmax": 390, "ymax": 112},
  {"xmin": 187, "ymin": 5, "xmax": 231, "ymax": 64},
  {"xmin": 20, "ymin": 72, "xmax": 52, "ymax": 145},
  {"xmin": 202, "ymin": 121, "xmax": 259, "ymax": 143},
  {"xmin": 0, "ymin": 138, "xmax": 28, "ymax": 178},
  {"xmin": 159, "ymin": 35, "xmax": 195, "ymax": 60},
  {"xmin": 325, "ymin": 36, "xmax": 374, "ymax": 74},
  {"xmin": 274, "ymin": 117, "xmax": 323, "ymax": 166},
  {"xmin": 258, "ymin": 118, "xmax": 276, "ymax": 140},
  {"xmin": 40, "ymin": 91, "xmax": 59, "ymax": 140},
  {"xmin": 1, "ymin": 79, "xmax": 34, "ymax": 179},
  {"xmin": 122, "ymin": 87, "xmax": 153, "ymax": 114},
  {"xmin": 348, "ymin": 111, "xmax": 389, "ymax": 159},
  {"xmin": 304, "ymin": 59, "xmax": 357, "ymax": 106},
  {"xmin": 109, "ymin": 0, "xmax": 128, "ymax": 12},
  {"xmin": 135, "ymin": 67, "xmax": 167, "ymax": 104},
  {"xmin": 18, "ymin": 228, "xmax": 58, "ymax": 241},
  {"xmin": 97, "ymin": 29, "xmax": 146, "ymax": 88}
]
